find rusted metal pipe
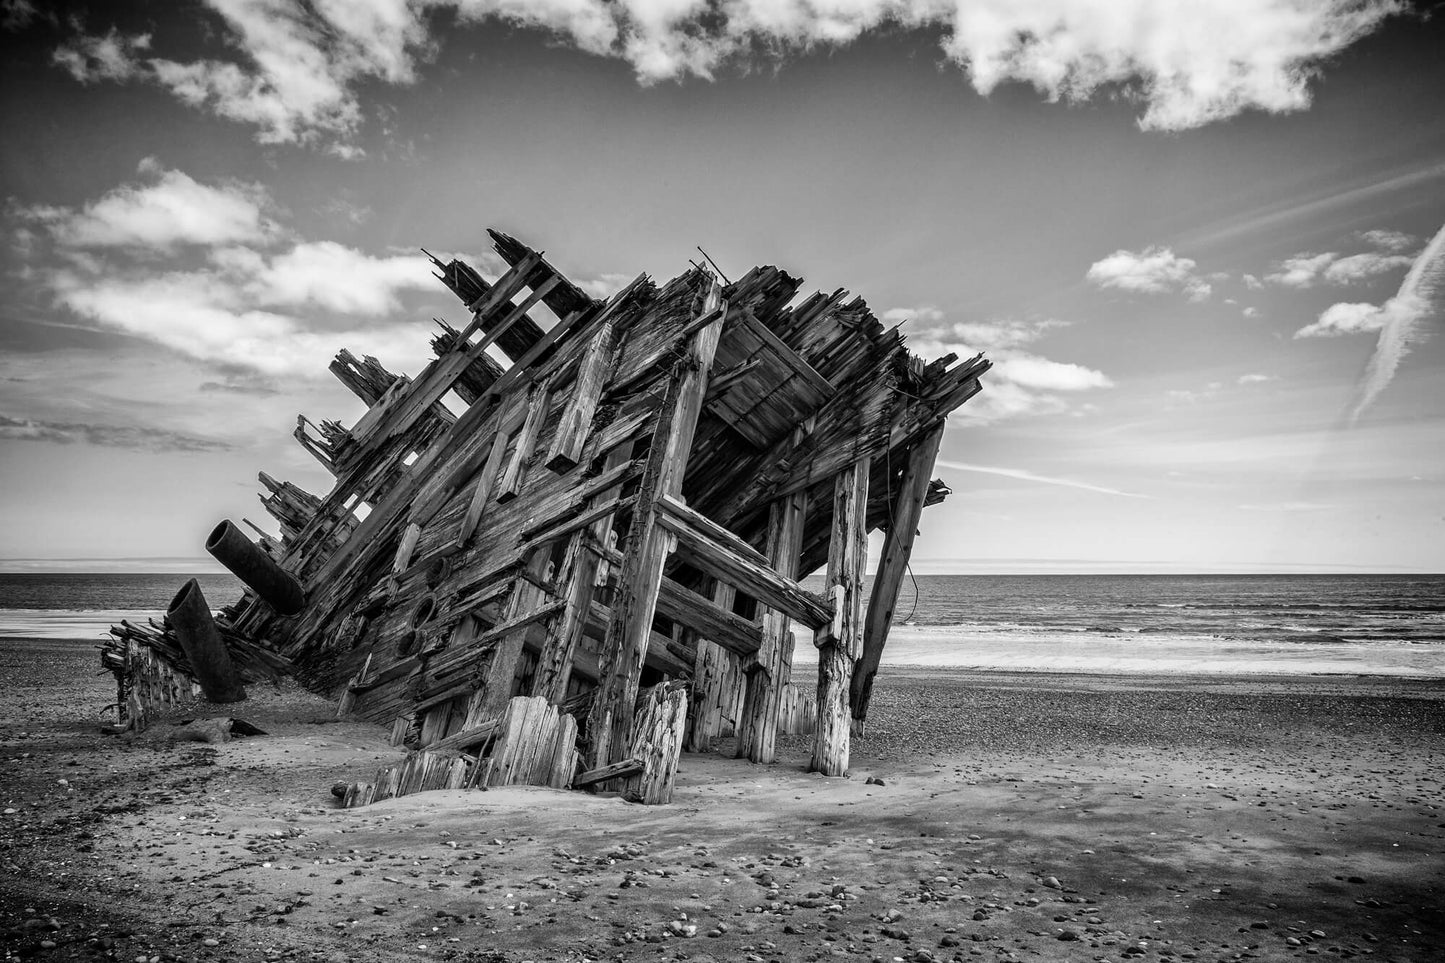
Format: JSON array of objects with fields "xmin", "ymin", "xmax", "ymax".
[
  {"xmin": 166, "ymin": 578, "xmax": 246, "ymax": 703},
  {"xmin": 205, "ymin": 519, "xmax": 306, "ymax": 616}
]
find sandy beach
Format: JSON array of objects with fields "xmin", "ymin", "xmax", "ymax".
[{"xmin": 2, "ymin": 637, "xmax": 1442, "ymax": 963}]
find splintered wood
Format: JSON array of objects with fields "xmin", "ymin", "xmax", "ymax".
[{"xmin": 107, "ymin": 226, "xmax": 990, "ymax": 803}]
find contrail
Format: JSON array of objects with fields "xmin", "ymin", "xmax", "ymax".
[
  {"xmin": 1351, "ymin": 221, "xmax": 1445, "ymax": 423},
  {"xmin": 935, "ymin": 460, "xmax": 1148, "ymax": 498}
]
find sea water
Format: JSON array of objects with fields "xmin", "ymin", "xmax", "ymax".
[
  {"xmin": 0, "ymin": 572, "xmax": 245, "ymax": 641},
  {"xmin": 2, "ymin": 571, "xmax": 1441, "ymax": 676}
]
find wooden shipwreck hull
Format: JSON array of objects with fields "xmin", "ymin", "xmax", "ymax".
[{"xmin": 108, "ymin": 228, "xmax": 989, "ymax": 801}]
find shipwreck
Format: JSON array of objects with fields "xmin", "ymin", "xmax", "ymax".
[{"xmin": 103, "ymin": 229, "xmax": 990, "ymax": 804}]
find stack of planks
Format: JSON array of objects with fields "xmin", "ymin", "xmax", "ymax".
[{"xmin": 106, "ymin": 225, "xmax": 990, "ymax": 803}]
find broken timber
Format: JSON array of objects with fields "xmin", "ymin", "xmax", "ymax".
[{"xmin": 104, "ymin": 227, "xmax": 990, "ymax": 799}]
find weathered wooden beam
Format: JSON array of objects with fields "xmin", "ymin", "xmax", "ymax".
[
  {"xmin": 811, "ymin": 456, "xmax": 869, "ymax": 777},
  {"xmin": 851, "ymin": 422, "xmax": 945, "ymax": 728},
  {"xmin": 684, "ymin": 580, "xmax": 740, "ymax": 753},
  {"xmin": 495, "ymin": 382, "xmax": 550, "ymax": 504},
  {"xmin": 589, "ymin": 280, "xmax": 724, "ymax": 770},
  {"xmin": 455, "ymin": 426, "xmax": 509, "ymax": 548},
  {"xmin": 735, "ymin": 487, "xmax": 807, "ymax": 764},
  {"xmin": 546, "ymin": 321, "xmax": 614, "ymax": 473},
  {"xmin": 654, "ymin": 577, "xmax": 762, "ymax": 658},
  {"xmin": 657, "ymin": 494, "xmax": 766, "ymax": 566},
  {"xmin": 573, "ymin": 757, "xmax": 643, "ymax": 789},
  {"xmin": 657, "ymin": 506, "xmax": 829, "ymax": 629}
]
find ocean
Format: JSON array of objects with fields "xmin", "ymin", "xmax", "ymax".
[{"xmin": 1, "ymin": 572, "xmax": 1441, "ymax": 676}]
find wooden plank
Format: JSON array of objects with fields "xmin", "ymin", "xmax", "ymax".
[
  {"xmin": 545, "ymin": 321, "xmax": 614, "ymax": 472},
  {"xmin": 850, "ymin": 421, "xmax": 945, "ymax": 728},
  {"xmin": 735, "ymin": 486, "xmax": 807, "ymax": 765},
  {"xmin": 738, "ymin": 309, "xmax": 835, "ymax": 399},
  {"xmin": 573, "ymin": 757, "xmax": 643, "ymax": 789},
  {"xmin": 811, "ymin": 456, "xmax": 869, "ymax": 777},
  {"xmin": 656, "ymin": 508, "xmax": 830, "ymax": 629},
  {"xmin": 495, "ymin": 382, "xmax": 550, "ymax": 504},
  {"xmin": 455, "ymin": 426, "xmax": 510, "ymax": 547},
  {"xmin": 654, "ymin": 577, "xmax": 762, "ymax": 658},
  {"xmin": 657, "ymin": 494, "xmax": 766, "ymax": 566}
]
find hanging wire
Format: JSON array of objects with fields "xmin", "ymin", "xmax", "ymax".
[{"xmin": 883, "ymin": 441, "xmax": 924, "ymax": 624}]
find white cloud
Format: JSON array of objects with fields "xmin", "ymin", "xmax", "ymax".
[
  {"xmin": 1267, "ymin": 248, "xmax": 1413, "ymax": 287},
  {"xmin": 1241, "ymin": 306, "xmax": 1261, "ymax": 318},
  {"xmin": 1243, "ymin": 274, "xmax": 1263, "ymax": 290},
  {"xmin": 576, "ymin": 272, "xmax": 637, "ymax": 300},
  {"xmin": 1360, "ymin": 228, "xmax": 1416, "ymax": 253},
  {"xmin": 52, "ymin": 28, "xmax": 149, "ymax": 83},
  {"xmin": 989, "ymin": 355, "xmax": 1112, "ymax": 392},
  {"xmin": 18, "ymin": 163, "xmax": 280, "ymax": 251},
  {"xmin": 1321, "ymin": 251, "xmax": 1414, "ymax": 284},
  {"xmin": 1265, "ymin": 251, "xmax": 1335, "ymax": 288},
  {"xmin": 14, "ymin": 164, "xmax": 447, "ymax": 376},
  {"xmin": 900, "ymin": 314, "xmax": 1110, "ymax": 423},
  {"xmin": 1237, "ymin": 373, "xmax": 1275, "ymax": 385},
  {"xmin": 49, "ymin": 0, "xmax": 1405, "ymax": 149},
  {"xmin": 881, "ymin": 305, "xmax": 946, "ymax": 325},
  {"xmin": 1086, "ymin": 246, "xmax": 1211, "ymax": 301},
  {"xmin": 244, "ymin": 241, "xmax": 437, "ymax": 315},
  {"xmin": 1294, "ymin": 301, "xmax": 1389, "ymax": 337}
]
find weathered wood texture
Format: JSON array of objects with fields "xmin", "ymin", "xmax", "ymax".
[
  {"xmin": 621, "ymin": 681, "xmax": 688, "ymax": 804},
  {"xmin": 106, "ymin": 226, "xmax": 989, "ymax": 765},
  {"xmin": 811, "ymin": 457, "xmax": 869, "ymax": 776},
  {"xmin": 735, "ymin": 490, "xmax": 807, "ymax": 764}
]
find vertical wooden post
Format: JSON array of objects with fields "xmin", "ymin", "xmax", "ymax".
[
  {"xmin": 851, "ymin": 422, "xmax": 946, "ymax": 729},
  {"xmin": 735, "ymin": 488, "xmax": 807, "ymax": 764},
  {"xmin": 684, "ymin": 580, "xmax": 736, "ymax": 752},
  {"xmin": 811, "ymin": 456, "xmax": 869, "ymax": 776},
  {"xmin": 590, "ymin": 281, "xmax": 723, "ymax": 770}
]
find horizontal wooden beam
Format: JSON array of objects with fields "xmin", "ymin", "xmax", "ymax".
[
  {"xmin": 657, "ymin": 494, "xmax": 766, "ymax": 567},
  {"xmin": 655, "ymin": 507, "xmax": 830, "ymax": 629},
  {"xmin": 654, "ymin": 576, "xmax": 762, "ymax": 658},
  {"xmin": 573, "ymin": 757, "xmax": 643, "ymax": 789}
]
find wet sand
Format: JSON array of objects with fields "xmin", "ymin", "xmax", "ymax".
[{"xmin": 2, "ymin": 638, "xmax": 1442, "ymax": 962}]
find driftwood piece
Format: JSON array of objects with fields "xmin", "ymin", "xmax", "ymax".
[{"xmin": 623, "ymin": 680, "xmax": 688, "ymax": 804}]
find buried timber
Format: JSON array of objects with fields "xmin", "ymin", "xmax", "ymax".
[{"xmin": 100, "ymin": 229, "xmax": 990, "ymax": 806}]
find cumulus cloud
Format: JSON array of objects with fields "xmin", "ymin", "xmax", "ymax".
[
  {"xmin": 1266, "ymin": 228, "xmax": 1420, "ymax": 288},
  {"xmin": 47, "ymin": 0, "xmax": 1405, "ymax": 149},
  {"xmin": 1086, "ymin": 246, "xmax": 1211, "ymax": 301},
  {"xmin": 0, "ymin": 413, "xmax": 233, "ymax": 452},
  {"xmin": 1237, "ymin": 373, "xmax": 1275, "ymax": 384},
  {"xmin": 897, "ymin": 314, "xmax": 1110, "ymax": 423},
  {"xmin": 16, "ymin": 161, "xmax": 280, "ymax": 251},
  {"xmin": 11, "ymin": 164, "xmax": 447, "ymax": 376}
]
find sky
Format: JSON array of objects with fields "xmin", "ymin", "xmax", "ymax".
[{"xmin": 1, "ymin": 0, "xmax": 1442, "ymax": 575}]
